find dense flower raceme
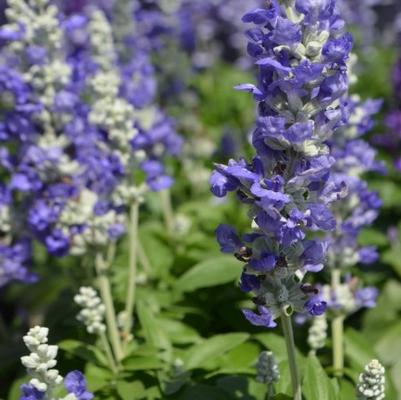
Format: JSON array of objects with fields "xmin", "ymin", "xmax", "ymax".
[
  {"xmin": 211, "ymin": 0, "xmax": 353, "ymax": 327},
  {"xmin": 318, "ymin": 95, "xmax": 384, "ymax": 315},
  {"xmin": 20, "ymin": 326, "xmax": 93, "ymax": 400},
  {"xmin": 0, "ymin": 0, "xmax": 182, "ymax": 285}
]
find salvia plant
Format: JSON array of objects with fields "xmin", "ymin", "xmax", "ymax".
[
  {"xmin": 211, "ymin": 0, "xmax": 352, "ymax": 397},
  {"xmin": 0, "ymin": 0, "xmax": 399, "ymax": 398}
]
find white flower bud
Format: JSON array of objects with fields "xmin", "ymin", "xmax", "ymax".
[
  {"xmin": 308, "ymin": 315, "xmax": 328, "ymax": 351},
  {"xmin": 357, "ymin": 359, "xmax": 385, "ymax": 400},
  {"xmin": 256, "ymin": 351, "xmax": 280, "ymax": 384},
  {"xmin": 75, "ymin": 286, "xmax": 106, "ymax": 335},
  {"xmin": 30, "ymin": 378, "xmax": 47, "ymax": 392}
]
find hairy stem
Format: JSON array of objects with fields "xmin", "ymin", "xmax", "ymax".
[
  {"xmin": 160, "ymin": 189, "xmax": 174, "ymax": 237},
  {"xmin": 95, "ymin": 252, "xmax": 123, "ymax": 362},
  {"xmin": 122, "ymin": 201, "xmax": 139, "ymax": 348},
  {"xmin": 331, "ymin": 268, "xmax": 344, "ymax": 377},
  {"xmin": 280, "ymin": 310, "xmax": 302, "ymax": 400}
]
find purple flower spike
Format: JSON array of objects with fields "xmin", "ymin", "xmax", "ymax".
[{"xmin": 210, "ymin": 0, "xmax": 353, "ymax": 327}]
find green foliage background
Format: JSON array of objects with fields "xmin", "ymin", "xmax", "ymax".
[{"xmin": 2, "ymin": 45, "xmax": 401, "ymax": 399}]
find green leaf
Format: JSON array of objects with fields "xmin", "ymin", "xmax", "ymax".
[
  {"xmin": 155, "ymin": 318, "xmax": 201, "ymax": 345},
  {"xmin": 123, "ymin": 355, "xmax": 164, "ymax": 371},
  {"xmin": 358, "ymin": 228, "xmax": 388, "ymax": 248},
  {"xmin": 58, "ymin": 339, "xmax": 108, "ymax": 367},
  {"xmin": 205, "ymin": 342, "xmax": 260, "ymax": 377},
  {"xmin": 374, "ymin": 321, "xmax": 401, "ymax": 365},
  {"xmin": 176, "ymin": 255, "xmax": 242, "ymax": 292},
  {"xmin": 382, "ymin": 246, "xmax": 401, "ymax": 278},
  {"xmin": 183, "ymin": 333, "xmax": 249, "ymax": 370},
  {"xmin": 272, "ymin": 395, "xmax": 292, "ymax": 400},
  {"xmin": 303, "ymin": 355, "xmax": 337, "ymax": 400},
  {"xmin": 136, "ymin": 300, "xmax": 171, "ymax": 351},
  {"xmin": 339, "ymin": 380, "xmax": 356, "ymax": 399},
  {"xmin": 344, "ymin": 329, "xmax": 376, "ymax": 371},
  {"xmin": 84, "ymin": 364, "xmax": 114, "ymax": 392},
  {"xmin": 254, "ymin": 333, "xmax": 304, "ymax": 365},
  {"xmin": 116, "ymin": 381, "xmax": 145, "ymax": 400}
]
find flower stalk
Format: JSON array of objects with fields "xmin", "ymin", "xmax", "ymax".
[
  {"xmin": 100, "ymin": 332, "xmax": 118, "ymax": 374},
  {"xmin": 331, "ymin": 268, "xmax": 344, "ymax": 377},
  {"xmin": 122, "ymin": 200, "xmax": 140, "ymax": 348},
  {"xmin": 280, "ymin": 309, "xmax": 301, "ymax": 400},
  {"xmin": 95, "ymin": 252, "xmax": 124, "ymax": 362},
  {"xmin": 160, "ymin": 189, "xmax": 175, "ymax": 238}
]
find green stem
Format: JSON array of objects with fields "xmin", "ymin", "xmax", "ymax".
[
  {"xmin": 100, "ymin": 332, "xmax": 118, "ymax": 374},
  {"xmin": 160, "ymin": 189, "xmax": 174, "ymax": 237},
  {"xmin": 280, "ymin": 309, "xmax": 302, "ymax": 400},
  {"xmin": 122, "ymin": 201, "xmax": 139, "ymax": 348},
  {"xmin": 266, "ymin": 383, "xmax": 274, "ymax": 400},
  {"xmin": 95, "ymin": 252, "xmax": 124, "ymax": 362},
  {"xmin": 138, "ymin": 238, "xmax": 153, "ymax": 277},
  {"xmin": 331, "ymin": 268, "xmax": 344, "ymax": 377}
]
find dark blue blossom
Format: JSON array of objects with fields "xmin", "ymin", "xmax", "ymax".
[
  {"xmin": 304, "ymin": 297, "xmax": 327, "ymax": 317},
  {"xmin": 64, "ymin": 370, "xmax": 94, "ymax": 400},
  {"xmin": 44, "ymin": 229, "xmax": 70, "ymax": 257},
  {"xmin": 0, "ymin": 240, "xmax": 35, "ymax": 287},
  {"xmin": 355, "ymin": 287, "xmax": 379, "ymax": 309},
  {"xmin": 242, "ymin": 306, "xmax": 277, "ymax": 328},
  {"xmin": 19, "ymin": 384, "xmax": 45, "ymax": 400}
]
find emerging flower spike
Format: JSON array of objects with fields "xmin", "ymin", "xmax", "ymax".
[
  {"xmin": 20, "ymin": 326, "xmax": 63, "ymax": 393},
  {"xmin": 307, "ymin": 314, "xmax": 328, "ymax": 352},
  {"xmin": 356, "ymin": 359, "xmax": 385, "ymax": 400},
  {"xmin": 74, "ymin": 286, "xmax": 106, "ymax": 335},
  {"xmin": 19, "ymin": 326, "xmax": 93, "ymax": 400},
  {"xmin": 211, "ymin": 0, "xmax": 352, "ymax": 326},
  {"xmin": 255, "ymin": 351, "xmax": 280, "ymax": 384}
]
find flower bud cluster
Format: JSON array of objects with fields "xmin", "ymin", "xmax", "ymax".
[
  {"xmin": 255, "ymin": 351, "xmax": 280, "ymax": 384},
  {"xmin": 20, "ymin": 326, "xmax": 63, "ymax": 393},
  {"xmin": 321, "ymin": 281, "xmax": 378, "ymax": 316},
  {"xmin": 211, "ymin": 0, "xmax": 352, "ymax": 327},
  {"xmin": 307, "ymin": 314, "xmax": 327, "ymax": 351},
  {"xmin": 19, "ymin": 326, "xmax": 93, "ymax": 400},
  {"xmin": 357, "ymin": 359, "xmax": 385, "ymax": 400},
  {"xmin": 74, "ymin": 286, "xmax": 106, "ymax": 334}
]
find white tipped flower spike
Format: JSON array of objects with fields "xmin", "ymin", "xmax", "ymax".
[
  {"xmin": 308, "ymin": 314, "xmax": 328, "ymax": 351},
  {"xmin": 357, "ymin": 359, "xmax": 385, "ymax": 400},
  {"xmin": 74, "ymin": 286, "xmax": 106, "ymax": 335},
  {"xmin": 20, "ymin": 326, "xmax": 63, "ymax": 394},
  {"xmin": 256, "ymin": 351, "xmax": 280, "ymax": 385}
]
